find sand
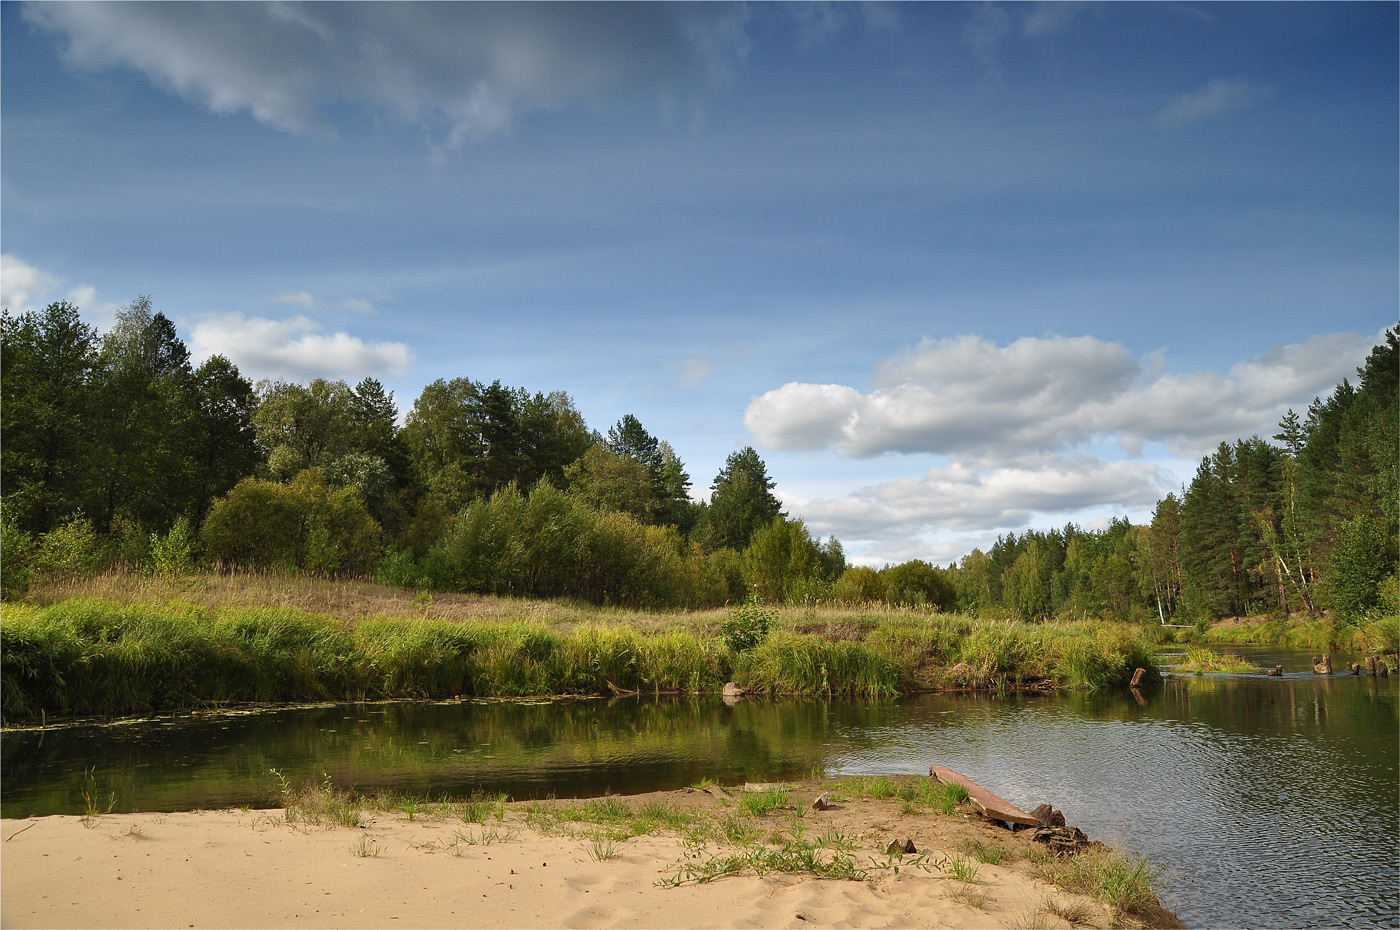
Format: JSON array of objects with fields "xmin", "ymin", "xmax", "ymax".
[{"xmin": 1, "ymin": 783, "xmax": 1176, "ymax": 930}]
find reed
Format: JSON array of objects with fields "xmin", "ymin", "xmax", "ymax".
[{"xmin": 1, "ymin": 591, "xmax": 1163, "ymax": 722}]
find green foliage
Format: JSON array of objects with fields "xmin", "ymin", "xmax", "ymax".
[
  {"xmin": 147, "ymin": 516, "xmax": 195, "ymax": 578},
  {"xmin": 200, "ymin": 469, "xmax": 382, "ymax": 575},
  {"xmin": 34, "ymin": 515, "xmax": 102, "ymax": 580},
  {"xmin": 720, "ymin": 594, "xmax": 776, "ymax": 653},
  {"xmin": 880, "ymin": 559, "xmax": 955, "ymax": 610},
  {"xmin": 832, "ymin": 566, "xmax": 885, "ymax": 604},
  {"xmin": 741, "ymin": 517, "xmax": 823, "ymax": 604},
  {"xmin": 0, "ymin": 506, "xmax": 37, "ymax": 599},
  {"xmin": 701, "ymin": 447, "xmax": 784, "ymax": 551},
  {"xmin": 1323, "ymin": 515, "xmax": 1391, "ymax": 622}
]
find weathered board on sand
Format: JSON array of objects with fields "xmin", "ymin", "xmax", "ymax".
[{"xmin": 929, "ymin": 765, "xmax": 1038, "ymax": 827}]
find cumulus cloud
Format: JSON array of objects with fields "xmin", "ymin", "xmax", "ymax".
[
  {"xmin": 746, "ymin": 332, "xmax": 1373, "ymax": 463},
  {"xmin": 23, "ymin": 2, "xmax": 751, "ymax": 149},
  {"xmin": 787, "ymin": 454, "xmax": 1167, "ymax": 540},
  {"xmin": 1, "ymin": 254, "xmax": 60, "ymax": 312},
  {"xmin": 1156, "ymin": 77, "xmax": 1274, "ymax": 128},
  {"xmin": 189, "ymin": 312, "xmax": 413, "ymax": 381}
]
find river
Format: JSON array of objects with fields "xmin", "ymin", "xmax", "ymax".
[{"xmin": 3, "ymin": 646, "xmax": 1395, "ymax": 929}]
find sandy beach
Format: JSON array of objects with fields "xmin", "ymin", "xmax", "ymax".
[{"xmin": 1, "ymin": 781, "xmax": 1181, "ymax": 930}]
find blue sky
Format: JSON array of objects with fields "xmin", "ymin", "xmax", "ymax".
[{"xmin": 3, "ymin": 2, "xmax": 1396, "ymax": 565}]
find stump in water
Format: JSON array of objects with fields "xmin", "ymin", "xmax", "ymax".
[
  {"xmin": 1313, "ymin": 655, "xmax": 1332, "ymax": 675},
  {"xmin": 1351, "ymin": 663, "xmax": 1362, "ymax": 675},
  {"xmin": 1268, "ymin": 665, "xmax": 1284, "ymax": 677},
  {"xmin": 1366, "ymin": 656, "xmax": 1378, "ymax": 676},
  {"xmin": 1379, "ymin": 659, "xmax": 1391, "ymax": 678},
  {"xmin": 1130, "ymin": 667, "xmax": 1147, "ymax": 687}
]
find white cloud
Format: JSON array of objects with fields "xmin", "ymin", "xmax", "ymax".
[
  {"xmin": 786, "ymin": 454, "xmax": 1167, "ymax": 540},
  {"xmin": 269, "ymin": 290, "xmax": 319, "ymax": 309},
  {"xmin": 1, "ymin": 254, "xmax": 123, "ymax": 327},
  {"xmin": 668, "ymin": 355, "xmax": 715, "ymax": 388},
  {"xmin": 24, "ymin": 3, "xmax": 751, "ymax": 150},
  {"xmin": 188, "ymin": 312, "xmax": 413, "ymax": 382},
  {"xmin": 1, "ymin": 254, "xmax": 60, "ymax": 312},
  {"xmin": 746, "ymin": 332, "xmax": 1373, "ymax": 463},
  {"xmin": 1156, "ymin": 78, "xmax": 1275, "ymax": 128}
]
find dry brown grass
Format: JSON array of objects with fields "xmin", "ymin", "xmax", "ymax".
[{"xmin": 23, "ymin": 569, "xmax": 726, "ymax": 634}]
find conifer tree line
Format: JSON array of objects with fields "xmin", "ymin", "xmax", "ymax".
[{"xmin": 2, "ymin": 298, "xmax": 1394, "ymax": 624}]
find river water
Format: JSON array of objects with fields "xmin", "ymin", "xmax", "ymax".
[{"xmin": 2, "ymin": 646, "xmax": 1395, "ymax": 929}]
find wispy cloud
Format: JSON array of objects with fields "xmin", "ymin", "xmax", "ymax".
[
  {"xmin": 1156, "ymin": 77, "xmax": 1275, "ymax": 128},
  {"xmin": 269, "ymin": 290, "xmax": 319, "ymax": 309},
  {"xmin": 24, "ymin": 3, "xmax": 751, "ymax": 151},
  {"xmin": 189, "ymin": 312, "xmax": 413, "ymax": 382},
  {"xmin": 668, "ymin": 355, "xmax": 715, "ymax": 388}
]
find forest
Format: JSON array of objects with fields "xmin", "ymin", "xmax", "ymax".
[{"xmin": 2, "ymin": 298, "xmax": 1395, "ymax": 633}]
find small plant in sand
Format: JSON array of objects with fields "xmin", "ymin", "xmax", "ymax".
[
  {"xmin": 272, "ymin": 769, "xmax": 364, "ymax": 828},
  {"xmin": 943, "ymin": 853, "xmax": 981, "ymax": 883},
  {"xmin": 458, "ymin": 791, "xmax": 508, "ymax": 825},
  {"xmin": 1040, "ymin": 894, "xmax": 1095, "ymax": 926},
  {"xmin": 948, "ymin": 885, "xmax": 990, "ymax": 910},
  {"xmin": 960, "ymin": 838, "xmax": 1007, "ymax": 865},
  {"xmin": 738, "ymin": 786, "xmax": 790, "ymax": 816},
  {"xmin": 80, "ymin": 767, "xmax": 116, "ymax": 828},
  {"xmin": 586, "ymin": 833, "xmax": 618, "ymax": 861},
  {"xmin": 352, "ymin": 835, "xmax": 381, "ymax": 858}
]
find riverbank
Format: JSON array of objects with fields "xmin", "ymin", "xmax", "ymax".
[
  {"xmin": 0, "ymin": 776, "xmax": 1182, "ymax": 930},
  {"xmin": 1, "ymin": 585, "xmax": 1161, "ymax": 723}
]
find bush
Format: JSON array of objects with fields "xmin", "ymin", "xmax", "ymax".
[
  {"xmin": 34, "ymin": 515, "xmax": 102, "ymax": 580},
  {"xmin": 200, "ymin": 469, "xmax": 382, "ymax": 576},
  {"xmin": 0, "ymin": 506, "xmax": 36, "ymax": 599},
  {"xmin": 720, "ymin": 593, "xmax": 776, "ymax": 653},
  {"xmin": 147, "ymin": 516, "xmax": 195, "ymax": 578},
  {"xmin": 833, "ymin": 566, "xmax": 884, "ymax": 604}
]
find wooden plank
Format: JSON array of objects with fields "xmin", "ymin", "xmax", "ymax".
[{"xmin": 929, "ymin": 765, "xmax": 1038, "ymax": 827}]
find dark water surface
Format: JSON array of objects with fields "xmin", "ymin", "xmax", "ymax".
[{"xmin": 3, "ymin": 647, "xmax": 1396, "ymax": 929}]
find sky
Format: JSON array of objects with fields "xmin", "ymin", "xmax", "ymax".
[{"xmin": 3, "ymin": 1, "xmax": 1396, "ymax": 566}]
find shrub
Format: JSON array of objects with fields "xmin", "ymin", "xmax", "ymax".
[
  {"xmin": 34, "ymin": 515, "xmax": 102, "ymax": 580},
  {"xmin": 200, "ymin": 469, "xmax": 381, "ymax": 575},
  {"xmin": 832, "ymin": 566, "xmax": 884, "ymax": 604},
  {"xmin": 148, "ymin": 516, "xmax": 195, "ymax": 578},
  {"xmin": 721, "ymin": 594, "xmax": 776, "ymax": 653}
]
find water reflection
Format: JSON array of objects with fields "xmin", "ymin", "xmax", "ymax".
[{"xmin": 2, "ymin": 656, "xmax": 1395, "ymax": 930}]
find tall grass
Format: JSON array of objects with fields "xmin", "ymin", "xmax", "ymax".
[{"xmin": 1, "ymin": 595, "xmax": 1162, "ymax": 722}]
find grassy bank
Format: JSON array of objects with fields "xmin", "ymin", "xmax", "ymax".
[
  {"xmin": 2, "ymin": 574, "xmax": 1163, "ymax": 723},
  {"xmin": 1187, "ymin": 613, "xmax": 1400, "ymax": 656}
]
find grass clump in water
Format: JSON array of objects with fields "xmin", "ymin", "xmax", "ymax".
[{"xmin": 1176, "ymin": 647, "xmax": 1261, "ymax": 674}]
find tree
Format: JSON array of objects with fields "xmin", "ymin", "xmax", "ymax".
[
  {"xmin": 0, "ymin": 302, "xmax": 99, "ymax": 533},
  {"xmin": 703, "ymin": 447, "xmax": 784, "ymax": 551},
  {"xmin": 89, "ymin": 297, "xmax": 200, "ymax": 531},
  {"xmin": 741, "ymin": 516, "xmax": 821, "ymax": 603},
  {"xmin": 252, "ymin": 378, "xmax": 357, "ymax": 476},
  {"xmin": 564, "ymin": 446, "xmax": 656, "ymax": 521}
]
